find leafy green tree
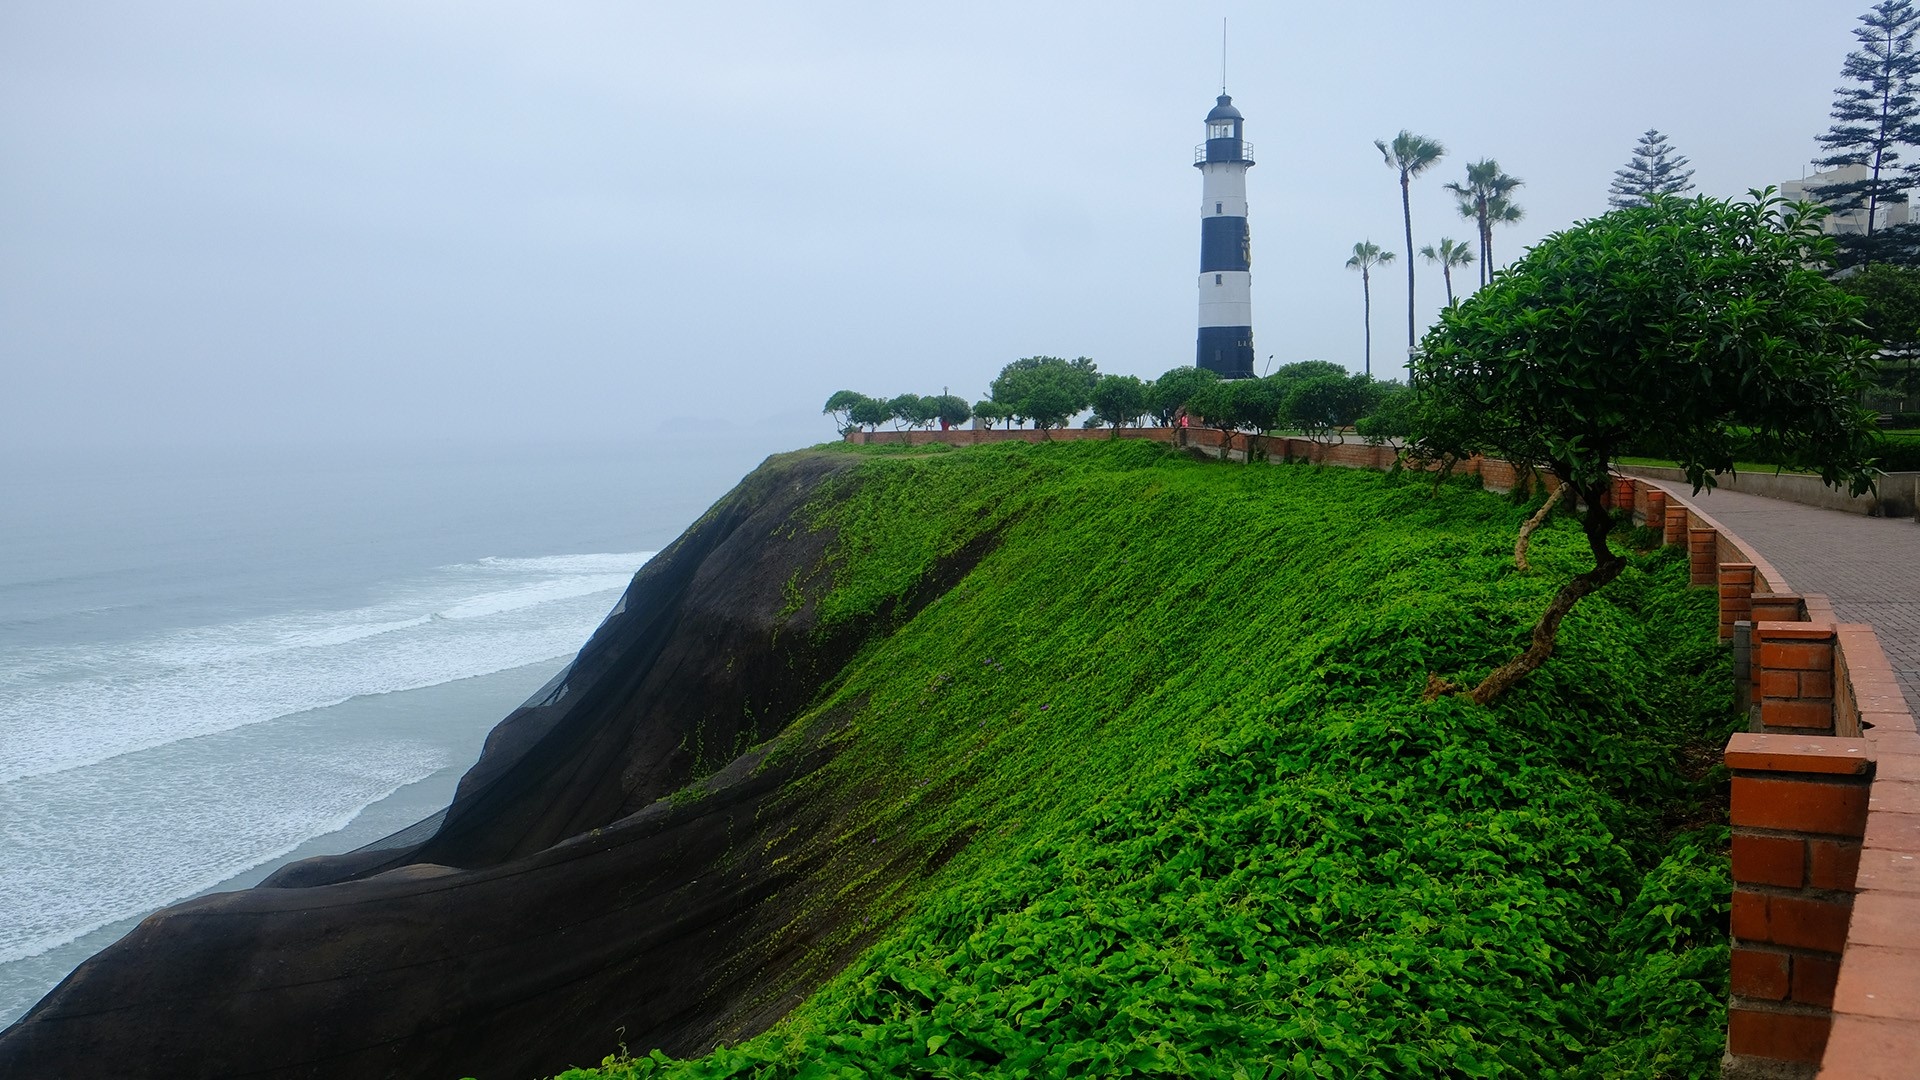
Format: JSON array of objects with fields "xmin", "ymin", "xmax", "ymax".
[
  {"xmin": 1607, "ymin": 129, "xmax": 1696, "ymax": 209},
  {"xmin": 990, "ymin": 357, "xmax": 1098, "ymax": 434},
  {"xmin": 1815, "ymin": 1, "xmax": 1920, "ymax": 247},
  {"xmin": 1837, "ymin": 262, "xmax": 1920, "ymax": 402},
  {"xmin": 1089, "ymin": 374, "xmax": 1151, "ymax": 433},
  {"xmin": 822, "ymin": 390, "xmax": 867, "ymax": 434},
  {"xmin": 886, "ymin": 393, "xmax": 937, "ymax": 431},
  {"xmin": 1285, "ymin": 372, "xmax": 1381, "ymax": 444},
  {"xmin": 928, "ymin": 394, "xmax": 972, "ymax": 429},
  {"xmin": 849, "ymin": 395, "xmax": 892, "ymax": 433},
  {"xmin": 1376, "ymin": 131, "xmax": 1448, "ymax": 352},
  {"xmin": 1445, "ymin": 159, "xmax": 1524, "ymax": 287},
  {"xmin": 1418, "ymin": 238, "xmax": 1475, "ymax": 306},
  {"xmin": 1147, "ymin": 366, "xmax": 1219, "ymax": 425},
  {"xmin": 1270, "ymin": 359, "xmax": 1351, "ymax": 384},
  {"xmin": 1355, "ymin": 381, "xmax": 1414, "ymax": 447},
  {"xmin": 1187, "ymin": 378, "xmax": 1254, "ymax": 460},
  {"xmin": 1345, "ymin": 241, "xmax": 1395, "ymax": 376},
  {"xmin": 972, "ymin": 399, "xmax": 1011, "ymax": 430},
  {"xmin": 1411, "ymin": 191, "xmax": 1880, "ymax": 705}
]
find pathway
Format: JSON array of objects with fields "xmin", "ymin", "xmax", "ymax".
[{"xmin": 1648, "ymin": 482, "xmax": 1920, "ymax": 710}]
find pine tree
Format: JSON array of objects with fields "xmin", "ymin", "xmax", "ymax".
[
  {"xmin": 1607, "ymin": 129, "xmax": 1695, "ymax": 208},
  {"xmin": 1814, "ymin": 0, "xmax": 1920, "ymax": 236}
]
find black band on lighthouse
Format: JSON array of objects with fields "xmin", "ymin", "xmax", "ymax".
[
  {"xmin": 1196, "ymin": 326, "xmax": 1254, "ymax": 378},
  {"xmin": 1199, "ymin": 216, "xmax": 1250, "ymax": 273}
]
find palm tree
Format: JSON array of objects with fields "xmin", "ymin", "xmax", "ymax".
[
  {"xmin": 1418, "ymin": 238, "xmax": 1476, "ymax": 306},
  {"xmin": 1444, "ymin": 159, "xmax": 1524, "ymax": 286},
  {"xmin": 1345, "ymin": 241, "xmax": 1395, "ymax": 376},
  {"xmin": 1375, "ymin": 131, "xmax": 1447, "ymax": 354}
]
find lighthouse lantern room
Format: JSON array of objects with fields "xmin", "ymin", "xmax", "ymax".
[{"xmin": 1195, "ymin": 93, "xmax": 1255, "ymax": 377}]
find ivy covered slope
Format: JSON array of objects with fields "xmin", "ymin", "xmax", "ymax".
[{"xmin": 578, "ymin": 440, "xmax": 1736, "ymax": 1079}]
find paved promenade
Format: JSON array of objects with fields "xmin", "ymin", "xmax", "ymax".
[{"xmin": 1650, "ymin": 482, "xmax": 1920, "ymax": 710}]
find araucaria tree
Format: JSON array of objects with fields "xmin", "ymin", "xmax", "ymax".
[
  {"xmin": 1345, "ymin": 241, "xmax": 1395, "ymax": 376},
  {"xmin": 1445, "ymin": 159, "xmax": 1523, "ymax": 286},
  {"xmin": 1411, "ymin": 192, "xmax": 1880, "ymax": 705},
  {"xmin": 1418, "ymin": 238, "xmax": 1475, "ymax": 305},
  {"xmin": 1376, "ymin": 131, "xmax": 1447, "ymax": 354},
  {"xmin": 1607, "ymin": 129, "xmax": 1696, "ymax": 208},
  {"xmin": 1815, "ymin": 0, "xmax": 1920, "ymax": 242}
]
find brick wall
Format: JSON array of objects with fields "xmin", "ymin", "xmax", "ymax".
[{"xmin": 1637, "ymin": 475, "xmax": 1920, "ymax": 1080}]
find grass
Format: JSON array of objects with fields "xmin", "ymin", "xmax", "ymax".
[{"xmin": 547, "ymin": 440, "xmax": 1737, "ymax": 1079}]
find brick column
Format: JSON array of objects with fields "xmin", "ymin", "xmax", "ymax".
[
  {"xmin": 1611, "ymin": 476, "xmax": 1636, "ymax": 514},
  {"xmin": 1689, "ymin": 527, "xmax": 1719, "ymax": 587},
  {"xmin": 1665, "ymin": 505, "xmax": 1689, "ymax": 547},
  {"xmin": 1724, "ymin": 734, "xmax": 1872, "ymax": 1079},
  {"xmin": 1644, "ymin": 489, "xmax": 1667, "ymax": 532},
  {"xmin": 1752, "ymin": 594, "xmax": 1809, "ymax": 623},
  {"xmin": 1756, "ymin": 623, "xmax": 1837, "ymax": 736},
  {"xmin": 1720, "ymin": 563, "xmax": 1756, "ymax": 641}
]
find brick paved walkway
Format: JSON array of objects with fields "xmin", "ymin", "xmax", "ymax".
[{"xmin": 1649, "ymin": 482, "xmax": 1920, "ymax": 710}]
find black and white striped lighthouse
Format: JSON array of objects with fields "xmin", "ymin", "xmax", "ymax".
[{"xmin": 1194, "ymin": 93, "xmax": 1255, "ymax": 377}]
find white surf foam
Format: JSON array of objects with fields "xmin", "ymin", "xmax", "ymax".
[
  {"xmin": 0, "ymin": 551, "xmax": 653, "ymax": 783},
  {"xmin": 0, "ymin": 736, "xmax": 445, "ymax": 966}
]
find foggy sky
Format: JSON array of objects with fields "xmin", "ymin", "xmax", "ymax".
[{"xmin": 0, "ymin": 2, "xmax": 1865, "ymax": 456}]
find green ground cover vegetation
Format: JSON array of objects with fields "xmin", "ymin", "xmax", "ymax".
[{"xmin": 558, "ymin": 440, "xmax": 1737, "ymax": 1079}]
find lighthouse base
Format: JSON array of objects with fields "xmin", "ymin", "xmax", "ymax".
[{"xmin": 1196, "ymin": 326, "xmax": 1254, "ymax": 378}]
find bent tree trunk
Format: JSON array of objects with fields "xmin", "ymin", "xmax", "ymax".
[
  {"xmin": 1514, "ymin": 482, "xmax": 1568, "ymax": 572},
  {"xmin": 1471, "ymin": 483, "xmax": 1626, "ymax": 706}
]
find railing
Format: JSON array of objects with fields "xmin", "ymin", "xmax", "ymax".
[{"xmin": 1193, "ymin": 140, "xmax": 1254, "ymax": 165}]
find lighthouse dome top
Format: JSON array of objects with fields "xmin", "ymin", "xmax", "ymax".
[{"xmin": 1205, "ymin": 95, "xmax": 1243, "ymax": 122}]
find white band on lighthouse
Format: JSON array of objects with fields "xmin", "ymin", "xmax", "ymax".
[{"xmin": 1198, "ymin": 271, "xmax": 1252, "ymax": 328}]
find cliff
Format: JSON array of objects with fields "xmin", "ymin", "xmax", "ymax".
[{"xmin": 0, "ymin": 442, "xmax": 1739, "ymax": 1078}]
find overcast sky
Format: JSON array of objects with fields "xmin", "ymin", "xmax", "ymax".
[{"xmin": 0, "ymin": 2, "xmax": 1867, "ymax": 453}]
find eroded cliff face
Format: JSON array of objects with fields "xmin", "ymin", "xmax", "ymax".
[{"xmin": 0, "ymin": 450, "xmax": 988, "ymax": 1080}]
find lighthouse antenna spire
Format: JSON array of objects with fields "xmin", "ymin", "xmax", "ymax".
[{"xmin": 1221, "ymin": 17, "xmax": 1228, "ymax": 94}]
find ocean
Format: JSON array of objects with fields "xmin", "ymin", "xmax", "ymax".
[{"xmin": 0, "ymin": 437, "xmax": 781, "ymax": 1025}]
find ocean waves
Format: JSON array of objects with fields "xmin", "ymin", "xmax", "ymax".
[
  {"xmin": 0, "ymin": 548, "xmax": 653, "ymax": 1025},
  {"xmin": 0, "ymin": 552, "xmax": 653, "ymax": 783}
]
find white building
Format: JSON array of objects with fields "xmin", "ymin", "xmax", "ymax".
[{"xmin": 1780, "ymin": 164, "xmax": 1911, "ymax": 234}]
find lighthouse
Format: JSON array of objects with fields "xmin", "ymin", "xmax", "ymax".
[{"xmin": 1194, "ymin": 93, "xmax": 1255, "ymax": 377}]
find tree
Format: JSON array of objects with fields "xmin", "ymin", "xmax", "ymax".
[
  {"xmin": 1148, "ymin": 365, "xmax": 1220, "ymax": 425},
  {"xmin": 1345, "ymin": 241, "xmax": 1395, "ymax": 376},
  {"xmin": 990, "ymin": 356, "xmax": 1098, "ymax": 434},
  {"xmin": 1189, "ymin": 375, "xmax": 1283, "ymax": 460},
  {"xmin": 972, "ymin": 399, "xmax": 1011, "ymax": 430},
  {"xmin": 849, "ymin": 395, "xmax": 892, "ymax": 432},
  {"xmin": 822, "ymin": 390, "xmax": 867, "ymax": 434},
  {"xmin": 1814, "ymin": 1, "xmax": 1920, "ymax": 242},
  {"xmin": 1355, "ymin": 381, "xmax": 1414, "ymax": 448},
  {"xmin": 929, "ymin": 394, "xmax": 972, "ymax": 429},
  {"xmin": 1376, "ymin": 131, "xmax": 1448, "ymax": 353},
  {"xmin": 1418, "ymin": 238, "xmax": 1476, "ymax": 306},
  {"xmin": 1445, "ymin": 159, "xmax": 1524, "ymax": 286},
  {"xmin": 1836, "ymin": 262, "xmax": 1920, "ymax": 402},
  {"xmin": 1090, "ymin": 374, "xmax": 1151, "ymax": 433},
  {"xmin": 1284, "ymin": 372, "xmax": 1381, "ymax": 445},
  {"xmin": 886, "ymin": 393, "xmax": 937, "ymax": 431},
  {"xmin": 1607, "ymin": 129, "xmax": 1696, "ymax": 208},
  {"xmin": 1410, "ymin": 191, "xmax": 1880, "ymax": 705}
]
